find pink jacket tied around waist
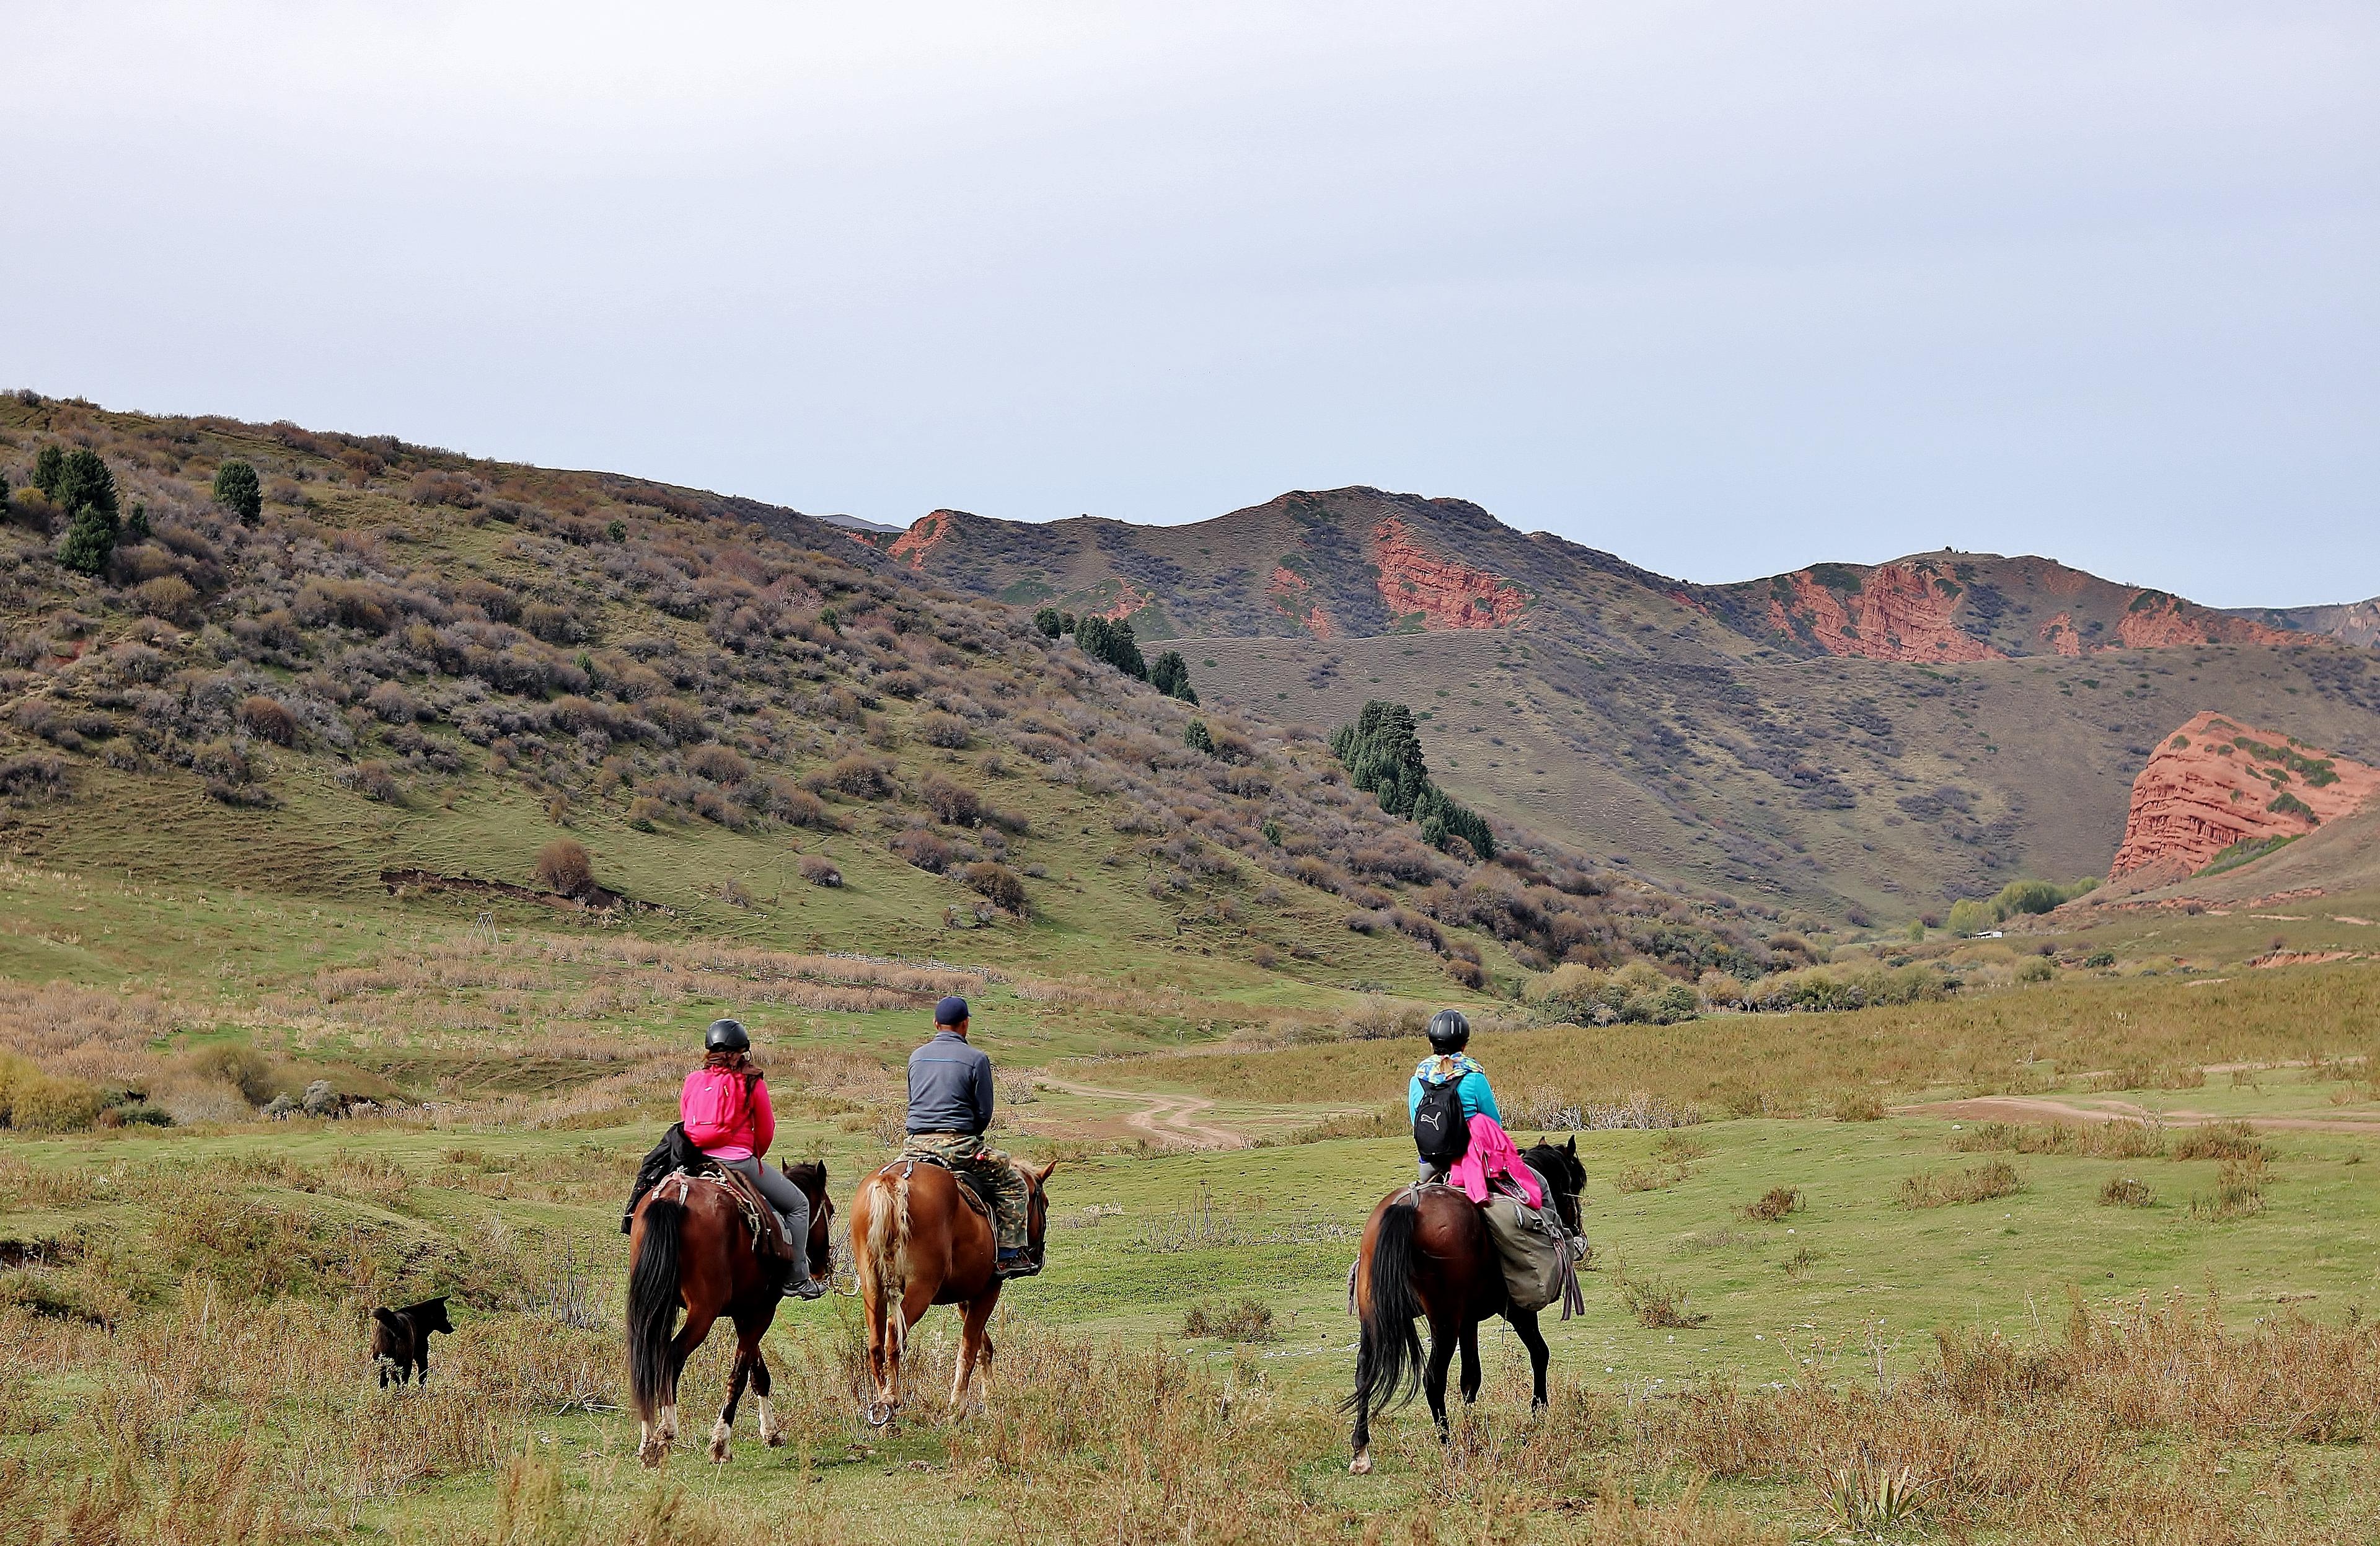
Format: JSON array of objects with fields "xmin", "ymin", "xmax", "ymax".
[{"xmin": 1447, "ymin": 1113, "xmax": 1541, "ymax": 1208}]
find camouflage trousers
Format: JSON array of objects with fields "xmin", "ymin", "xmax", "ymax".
[{"xmin": 902, "ymin": 1133, "xmax": 1031, "ymax": 1252}]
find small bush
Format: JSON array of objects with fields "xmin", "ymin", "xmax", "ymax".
[
  {"xmin": 2100, "ymin": 1176, "xmax": 2154, "ymax": 1208},
  {"xmin": 0, "ymin": 1054, "xmax": 105, "ymax": 1132},
  {"xmin": 922, "ymin": 773, "xmax": 982, "ymax": 826},
  {"xmin": 345, "ymin": 760, "xmax": 402, "ymax": 804},
  {"xmin": 535, "ymin": 838, "xmax": 594, "ymax": 896},
  {"xmin": 688, "ymin": 744, "xmax": 751, "ymax": 785},
  {"xmin": 891, "ymin": 829, "xmax": 957, "ymax": 873},
  {"xmin": 236, "ymin": 696, "xmax": 298, "ymax": 746},
  {"xmin": 1181, "ymin": 1296, "xmax": 1276, "ymax": 1341},
  {"xmin": 130, "ymin": 574, "xmax": 198, "ymax": 622},
  {"xmin": 364, "ymin": 680, "xmax": 420, "ymax": 723},
  {"xmin": 1616, "ymin": 1263, "xmax": 1707, "ymax": 1329},
  {"xmin": 1898, "ymin": 1160, "xmax": 2022, "ymax": 1209},
  {"xmin": 2172, "ymin": 1121, "xmax": 2270, "ymax": 1163},
  {"xmin": 1743, "ymin": 1186, "xmax": 1802, "ymax": 1222},
  {"xmin": 2190, "ymin": 1155, "xmax": 2267, "ymax": 1221},
  {"xmin": 963, "ymin": 861, "xmax": 1028, "ymax": 915},
  {"xmin": 919, "ymin": 712, "xmax": 972, "ymax": 749},
  {"xmin": 798, "ymin": 855, "xmax": 842, "ymax": 888}
]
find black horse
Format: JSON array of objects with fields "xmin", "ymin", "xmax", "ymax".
[{"xmin": 1345, "ymin": 1137, "xmax": 1588, "ymax": 1473}]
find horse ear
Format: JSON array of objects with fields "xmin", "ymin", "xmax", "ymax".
[
  {"xmin": 1565, "ymin": 1136, "xmax": 1577, "ymax": 1155},
  {"xmin": 1034, "ymin": 1160, "xmax": 1057, "ymax": 1185}
]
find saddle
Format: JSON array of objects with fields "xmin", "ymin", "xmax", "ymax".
[
  {"xmin": 646, "ymin": 1167, "xmax": 798, "ymax": 1265},
  {"xmin": 895, "ymin": 1151, "xmax": 998, "ymax": 1224}
]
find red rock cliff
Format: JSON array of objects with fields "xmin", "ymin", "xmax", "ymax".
[
  {"xmin": 1365, "ymin": 519, "xmax": 1530, "ymax": 629},
  {"xmin": 1766, "ymin": 562, "xmax": 2004, "ymax": 663},
  {"xmin": 2109, "ymin": 712, "xmax": 2380, "ymax": 878},
  {"xmin": 888, "ymin": 510, "xmax": 959, "ymax": 568}
]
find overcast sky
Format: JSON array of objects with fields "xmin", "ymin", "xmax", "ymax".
[{"xmin": 7, "ymin": 3, "xmax": 2373, "ymax": 605}]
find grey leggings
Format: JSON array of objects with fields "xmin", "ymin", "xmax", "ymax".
[{"xmin": 717, "ymin": 1155, "xmax": 810, "ymax": 1277}]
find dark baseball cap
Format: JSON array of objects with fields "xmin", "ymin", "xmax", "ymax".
[{"xmin": 935, "ymin": 996, "xmax": 971, "ymax": 1026}]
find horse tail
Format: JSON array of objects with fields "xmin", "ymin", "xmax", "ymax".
[
  {"xmin": 856, "ymin": 1168, "xmax": 912, "ymax": 1356},
  {"xmin": 626, "ymin": 1195, "xmax": 686, "ymax": 1423},
  {"xmin": 1345, "ymin": 1195, "xmax": 1426, "ymax": 1421}
]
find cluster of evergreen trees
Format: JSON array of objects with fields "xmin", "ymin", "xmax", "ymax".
[
  {"xmin": 19, "ymin": 448, "xmax": 260, "ymax": 578},
  {"xmin": 1330, "ymin": 700, "xmax": 1496, "ymax": 860},
  {"xmin": 32, "ymin": 445, "xmax": 130, "ymax": 576},
  {"xmin": 1038, "ymin": 607, "xmax": 1199, "ymax": 705}
]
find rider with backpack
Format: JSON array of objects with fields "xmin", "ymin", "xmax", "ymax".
[
  {"xmin": 1409, "ymin": 1009, "xmax": 1502, "ymax": 1183},
  {"xmin": 681, "ymin": 1019, "xmax": 824, "ymax": 1299}
]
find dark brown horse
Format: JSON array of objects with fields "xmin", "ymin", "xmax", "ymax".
[
  {"xmin": 850, "ymin": 1156, "xmax": 1054, "ymax": 1426},
  {"xmin": 626, "ymin": 1160, "xmax": 834, "ymax": 1465},
  {"xmin": 1345, "ymin": 1137, "xmax": 1587, "ymax": 1474}
]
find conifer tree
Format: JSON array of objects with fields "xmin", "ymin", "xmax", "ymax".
[{"xmin": 213, "ymin": 459, "xmax": 263, "ymax": 523}]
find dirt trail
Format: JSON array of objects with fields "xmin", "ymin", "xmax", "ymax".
[
  {"xmin": 1036, "ymin": 1077, "xmax": 1251, "ymax": 1151},
  {"xmin": 1896, "ymin": 1095, "xmax": 2380, "ymax": 1135}
]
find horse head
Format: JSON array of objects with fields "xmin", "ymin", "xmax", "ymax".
[
  {"xmin": 782, "ymin": 1158, "xmax": 835, "ymax": 1288},
  {"xmin": 1525, "ymin": 1136, "xmax": 1587, "ymax": 1237},
  {"xmin": 1025, "ymin": 1160, "xmax": 1057, "ymax": 1257}
]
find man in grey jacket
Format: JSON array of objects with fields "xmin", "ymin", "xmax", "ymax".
[{"xmin": 904, "ymin": 996, "xmax": 1039, "ymax": 1277}]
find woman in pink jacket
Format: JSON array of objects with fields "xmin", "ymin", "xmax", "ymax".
[{"xmin": 681, "ymin": 1019, "xmax": 820, "ymax": 1297}]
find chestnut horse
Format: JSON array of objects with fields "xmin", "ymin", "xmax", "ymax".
[
  {"xmin": 1345, "ymin": 1137, "xmax": 1587, "ymax": 1474},
  {"xmin": 850, "ymin": 1155, "xmax": 1053, "ymax": 1426},
  {"xmin": 626, "ymin": 1160, "xmax": 834, "ymax": 1465}
]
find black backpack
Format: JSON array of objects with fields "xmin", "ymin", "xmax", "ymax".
[{"xmin": 1413, "ymin": 1079, "xmax": 1469, "ymax": 1167}]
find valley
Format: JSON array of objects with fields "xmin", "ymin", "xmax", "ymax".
[{"xmin": 2, "ymin": 397, "xmax": 2378, "ymax": 1542}]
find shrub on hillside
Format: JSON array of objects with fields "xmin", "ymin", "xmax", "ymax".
[
  {"xmin": 963, "ymin": 861, "xmax": 1028, "ymax": 915},
  {"xmin": 688, "ymin": 744, "xmax": 751, "ymax": 785},
  {"xmin": 235, "ymin": 696, "xmax": 298, "ymax": 746},
  {"xmin": 0, "ymin": 1053, "xmax": 106, "ymax": 1132},
  {"xmin": 921, "ymin": 773, "xmax": 982, "ymax": 826},
  {"xmin": 891, "ymin": 829, "xmax": 958, "ymax": 873},
  {"xmin": 365, "ymin": 680, "xmax": 421, "ymax": 723},
  {"xmin": 130, "ymin": 574, "xmax": 198, "ymax": 622},
  {"xmin": 919, "ymin": 711, "xmax": 972, "ymax": 749},
  {"xmin": 798, "ymin": 855, "xmax": 842, "ymax": 888},
  {"xmin": 534, "ymin": 838, "xmax": 594, "ymax": 896}
]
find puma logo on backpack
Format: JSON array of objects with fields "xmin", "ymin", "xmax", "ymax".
[{"xmin": 1413, "ymin": 1078, "xmax": 1469, "ymax": 1167}]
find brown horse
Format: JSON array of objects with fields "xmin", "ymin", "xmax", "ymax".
[
  {"xmin": 850, "ymin": 1155, "xmax": 1053, "ymax": 1426},
  {"xmin": 625, "ymin": 1160, "xmax": 834, "ymax": 1466},
  {"xmin": 1345, "ymin": 1137, "xmax": 1587, "ymax": 1474}
]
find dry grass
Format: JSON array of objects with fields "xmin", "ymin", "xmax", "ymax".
[
  {"xmin": 1179, "ymin": 1296, "xmax": 1277, "ymax": 1342},
  {"xmin": 1952, "ymin": 1120, "xmax": 2166, "ymax": 1160},
  {"xmin": 1741, "ymin": 1186, "xmax": 1802, "ymax": 1223},
  {"xmin": 1898, "ymin": 1160, "xmax": 2024, "ymax": 1209}
]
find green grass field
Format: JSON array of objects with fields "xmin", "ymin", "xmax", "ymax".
[{"xmin": 5, "ymin": 849, "xmax": 2380, "ymax": 1541}]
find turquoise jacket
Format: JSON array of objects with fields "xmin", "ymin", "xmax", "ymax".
[{"xmin": 1408, "ymin": 1053, "xmax": 1501, "ymax": 1126}]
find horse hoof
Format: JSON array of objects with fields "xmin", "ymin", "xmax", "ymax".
[
  {"xmin": 1349, "ymin": 1451, "xmax": 1373, "ymax": 1476},
  {"xmin": 638, "ymin": 1442, "xmax": 666, "ymax": 1469},
  {"xmin": 865, "ymin": 1403, "xmax": 894, "ymax": 1429},
  {"xmin": 764, "ymin": 1429, "xmax": 787, "ymax": 1449},
  {"xmin": 708, "ymin": 1442, "xmax": 729, "ymax": 1464}
]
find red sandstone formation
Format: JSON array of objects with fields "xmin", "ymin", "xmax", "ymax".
[
  {"xmin": 2038, "ymin": 614, "xmax": 2084, "ymax": 657},
  {"xmin": 888, "ymin": 510, "xmax": 958, "ymax": 568},
  {"xmin": 1090, "ymin": 582, "xmax": 1153, "ymax": 621},
  {"xmin": 1765, "ymin": 562, "xmax": 2004, "ymax": 663},
  {"xmin": 1267, "ymin": 565, "xmax": 1335, "ymax": 638},
  {"xmin": 2117, "ymin": 593, "xmax": 2291, "ymax": 650},
  {"xmin": 1365, "ymin": 519, "xmax": 1529, "ymax": 629},
  {"xmin": 2108, "ymin": 712, "xmax": 2380, "ymax": 878}
]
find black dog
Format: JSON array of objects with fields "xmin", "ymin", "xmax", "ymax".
[{"xmin": 369, "ymin": 1296, "xmax": 453, "ymax": 1387}]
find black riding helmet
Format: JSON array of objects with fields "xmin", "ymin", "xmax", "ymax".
[
  {"xmin": 705, "ymin": 1018, "xmax": 751, "ymax": 1054},
  {"xmin": 1426, "ymin": 1008, "xmax": 1470, "ymax": 1055}
]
